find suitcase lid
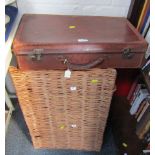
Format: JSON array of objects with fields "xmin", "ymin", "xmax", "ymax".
[{"xmin": 13, "ymin": 14, "xmax": 148, "ymax": 55}]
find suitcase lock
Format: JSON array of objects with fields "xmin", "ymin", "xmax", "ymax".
[
  {"xmin": 122, "ymin": 48, "xmax": 135, "ymax": 59},
  {"xmin": 28, "ymin": 49, "xmax": 43, "ymax": 61}
]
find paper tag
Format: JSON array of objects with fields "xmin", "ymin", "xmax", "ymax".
[
  {"xmin": 122, "ymin": 143, "xmax": 128, "ymax": 148},
  {"xmin": 78, "ymin": 39, "xmax": 88, "ymax": 42},
  {"xmin": 91, "ymin": 79, "xmax": 99, "ymax": 84},
  {"xmin": 64, "ymin": 69, "xmax": 71, "ymax": 78},
  {"xmin": 69, "ymin": 25, "xmax": 76, "ymax": 29},
  {"xmin": 71, "ymin": 124, "xmax": 77, "ymax": 128},
  {"xmin": 70, "ymin": 86, "xmax": 77, "ymax": 91},
  {"xmin": 59, "ymin": 124, "xmax": 65, "ymax": 129}
]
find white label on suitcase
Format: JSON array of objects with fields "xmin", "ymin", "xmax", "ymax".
[
  {"xmin": 78, "ymin": 38, "xmax": 88, "ymax": 42},
  {"xmin": 64, "ymin": 69, "xmax": 71, "ymax": 78}
]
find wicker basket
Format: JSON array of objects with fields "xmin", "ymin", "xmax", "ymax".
[{"xmin": 9, "ymin": 67, "xmax": 116, "ymax": 151}]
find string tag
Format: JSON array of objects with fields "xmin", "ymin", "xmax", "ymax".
[{"xmin": 64, "ymin": 69, "xmax": 71, "ymax": 78}]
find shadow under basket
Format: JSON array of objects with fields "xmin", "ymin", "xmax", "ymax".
[{"xmin": 9, "ymin": 67, "xmax": 116, "ymax": 152}]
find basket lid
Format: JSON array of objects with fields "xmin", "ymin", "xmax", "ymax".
[{"xmin": 13, "ymin": 14, "xmax": 148, "ymax": 54}]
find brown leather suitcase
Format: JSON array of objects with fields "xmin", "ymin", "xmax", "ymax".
[{"xmin": 12, "ymin": 14, "xmax": 147, "ymax": 70}]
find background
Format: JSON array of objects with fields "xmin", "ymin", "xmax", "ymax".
[{"xmin": 17, "ymin": 0, "xmax": 131, "ymax": 17}]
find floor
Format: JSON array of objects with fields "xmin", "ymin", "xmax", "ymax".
[{"xmin": 5, "ymin": 101, "xmax": 119, "ymax": 155}]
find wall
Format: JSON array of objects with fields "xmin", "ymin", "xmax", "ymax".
[{"xmin": 17, "ymin": 0, "xmax": 131, "ymax": 17}]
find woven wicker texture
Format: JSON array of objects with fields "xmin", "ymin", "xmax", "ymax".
[{"xmin": 9, "ymin": 67, "xmax": 116, "ymax": 151}]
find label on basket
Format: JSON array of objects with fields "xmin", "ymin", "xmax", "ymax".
[
  {"xmin": 71, "ymin": 124, "xmax": 77, "ymax": 128},
  {"xmin": 70, "ymin": 86, "xmax": 77, "ymax": 91},
  {"xmin": 91, "ymin": 79, "xmax": 99, "ymax": 84},
  {"xmin": 64, "ymin": 69, "xmax": 71, "ymax": 78},
  {"xmin": 59, "ymin": 124, "xmax": 65, "ymax": 129}
]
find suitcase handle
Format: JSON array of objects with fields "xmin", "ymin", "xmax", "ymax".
[{"xmin": 63, "ymin": 56, "xmax": 105, "ymax": 70}]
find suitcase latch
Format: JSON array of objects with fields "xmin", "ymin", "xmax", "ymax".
[
  {"xmin": 28, "ymin": 49, "xmax": 43, "ymax": 61},
  {"xmin": 122, "ymin": 48, "xmax": 135, "ymax": 59}
]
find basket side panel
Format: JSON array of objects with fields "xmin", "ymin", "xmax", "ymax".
[{"xmin": 9, "ymin": 67, "xmax": 116, "ymax": 151}]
